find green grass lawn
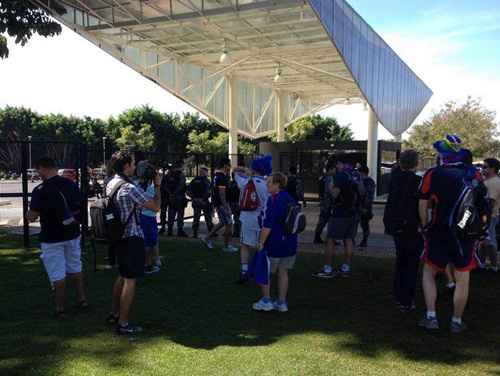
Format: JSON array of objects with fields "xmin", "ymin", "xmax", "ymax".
[{"xmin": 1, "ymin": 232, "xmax": 499, "ymax": 376}]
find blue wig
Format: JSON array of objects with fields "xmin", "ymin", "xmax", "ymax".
[{"xmin": 251, "ymin": 155, "xmax": 273, "ymax": 176}]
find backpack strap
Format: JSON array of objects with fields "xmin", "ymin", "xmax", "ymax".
[{"xmin": 109, "ymin": 180, "xmax": 137, "ymax": 226}]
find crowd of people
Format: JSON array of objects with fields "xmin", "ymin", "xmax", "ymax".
[{"xmin": 26, "ymin": 133, "xmax": 499, "ymax": 336}]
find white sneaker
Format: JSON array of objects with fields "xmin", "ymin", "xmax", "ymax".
[
  {"xmin": 223, "ymin": 245, "xmax": 239, "ymax": 253},
  {"xmin": 201, "ymin": 237, "xmax": 214, "ymax": 249},
  {"xmin": 252, "ymin": 299, "xmax": 274, "ymax": 312},
  {"xmin": 273, "ymin": 301, "xmax": 289, "ymax": 313}
]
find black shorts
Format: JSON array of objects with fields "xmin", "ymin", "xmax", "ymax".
[
  {"xmin": 422, "ymin": 231, "xmax": 478, "ymax": 272},
  {"xmin": 117, "ymin": 236, "xmax": 145, "ymax": 279}
]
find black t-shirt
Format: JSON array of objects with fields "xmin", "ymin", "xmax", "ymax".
[
  {"xmin": 212, "ymin": 171, "xmax": 229, "ymax": 207},
  {"xmin": 30, "ymin": 175, "xmax": 82, "ymax": 243}
]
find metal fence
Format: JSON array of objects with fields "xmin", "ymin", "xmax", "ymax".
[{"xmin": 0, "ymin": 141, "xmax": 88, "ymax": 248}]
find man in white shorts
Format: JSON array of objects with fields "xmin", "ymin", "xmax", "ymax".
[
  {"xmin": 27, "ymin": 157, "xmax": 88, "ymax": 319},
  {"xmin": 234, "ymin": 155, "xmax": 272, "ymax": 283}
]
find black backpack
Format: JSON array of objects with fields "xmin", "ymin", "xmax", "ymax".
[
  {"xmin": 336, "ymin": 175, "xmax": 361, "ymax": 213},
  {"xmin": 189, "ymin": 176, "xmax": 206, "ymax": 199},
  {"xmin": 166, "ymin": 171, "xmax": 181, "ymax": 193},
  {"xmin": 282, "ymin": 202, "xmax": 306, "ymax": 235},
  {"xmin": 450, "ymin": 178, "xmax": 490, "ymax": 242},
  {"xmin": 384, "ymin": 174, "xmax": 413, "ymax": 235},
  {"xmin": 102, "ymin": 181, "xmax": 136, "ymax": 243}
]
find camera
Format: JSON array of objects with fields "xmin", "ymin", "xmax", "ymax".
[{"xmin": 137, "ymin": 160, "xmax": 156, "ymax": 181}]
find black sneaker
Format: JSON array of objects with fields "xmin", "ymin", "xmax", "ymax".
[
  {"xmin": 450, "ymin": 320, "xmax": 468, "ymax": 334},
  {"xmin": 312, "ymin": 269, "xmax": 336, "ymax": 279},
  {"xmin": 177, "ymin": 230, "xmax": 188, "ymax": 238},
  {"xmin": 313, "ymin": 236, "xmax": 324, "ymax": 244},
  {"xmin": 144, "ymin": 266, "xmax": 155, "ymax": 275},
  {"xmin": 159, "ymin": 227, "xmax": 166, "ymax": 235},
  {"xmin": 236, "ymin": 272, "xmax": 249, "ymax": 285},
  {"xmin": 116, "ymin": 323, "xmax": 143, "ymax": 335},
  {"xmin": 358, "ymin": 241, "xmax": 367, "ymax": 249}
]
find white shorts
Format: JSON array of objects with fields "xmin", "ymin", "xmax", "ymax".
[
  {"xmin": 240, "ymin": 217, "xmax": 261, "ymax": 248},
  {"xmin": 40, "ymin": 236, "xmax": 82, "ymax": 283}
]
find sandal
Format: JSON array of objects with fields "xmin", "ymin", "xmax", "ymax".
[
  {"xmin": 75, "ymin": 300, "xmax": 90, "ymax": 311},
  {"xmin": 105, "ymin": 312, "xmax": 119, "ymax": 325},
  {"xmin": 54, "ymin": 310, "xmax": 67, "ymax": 320}
]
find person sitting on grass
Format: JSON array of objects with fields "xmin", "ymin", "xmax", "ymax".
[{"xmin": 252, "ymin": 173, "xmax": 298, "ymax": 313}]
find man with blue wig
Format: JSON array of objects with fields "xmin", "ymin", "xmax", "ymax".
[{"xmin": 418, "ymin": 135, "xmax": 489, "ymax": 334}]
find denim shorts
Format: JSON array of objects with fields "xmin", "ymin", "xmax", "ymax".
[
  {"xmin": 140, "ymin": 215, "xmax": 158, "ymax": 249},
  {"xmin": 216, "ymin": 206, "xmax": 233, "ymax": 226}
]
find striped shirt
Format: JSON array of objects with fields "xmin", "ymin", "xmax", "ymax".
[{"xmin": 106, "ymin": 175, "xmax": 148, "ymax": 239}]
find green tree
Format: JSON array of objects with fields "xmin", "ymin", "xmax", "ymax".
[
  {"xmin": 278, "ymin": 115, "xmax": 353, "ymax": 143},
  {"xmin": 0, "ymin": 0, "xmax": 66, "ymax": 58},
  {"xmin": 187, "ymin": 130, "xmax": 256, "ymax": 155},
  {"xmin": 115, "ymin": 124, "xmax": 155, "ymax": 151},
  {"xmin": 405, "ymin": 98, "xmax": 500, "ymax": 159}
]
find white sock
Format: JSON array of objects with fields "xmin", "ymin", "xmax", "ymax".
[
  {"xmin": 323, "ymin": 265, "xmax": 332, "ymax": 273},
  {"xmin": 446, "ymin": 282, "xmax": 456, "ymax": 289},
  {"xmin": 452, "ymin": 316, "xmax": 462, "ymax": 324},
  {"xmin": 241, "ymin": 263, "xmax": 248, "ymax": 272},
  {"xmin": 426, "ymin": 310, "xmax": 437, "ymax": 319}
]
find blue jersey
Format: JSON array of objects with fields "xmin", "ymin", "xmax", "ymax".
[{"xmin": 263, "ymin": 190, "xmax": 298, "ymax": 258}]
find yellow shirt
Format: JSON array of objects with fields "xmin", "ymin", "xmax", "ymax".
[{"xmin": 485, "ymin": 175, "xmax": 500, "ymax": 218}]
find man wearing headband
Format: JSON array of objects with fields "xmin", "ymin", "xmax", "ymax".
[{"xmin": 418, "ymin": 135, "xmax": 488, "ymax": 334}]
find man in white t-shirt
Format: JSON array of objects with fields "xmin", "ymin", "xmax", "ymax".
[
  {"xmin": 482, "ymin": 158, "xmax": 500, "ymax": 272},
  {"xmin": 234, "ymin": 155, "xmax": 272, "ymax": 284}
]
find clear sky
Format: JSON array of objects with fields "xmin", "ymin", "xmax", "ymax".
[{"xmin": 1, "ymin": 0, "xmax": 499, "ymax": 140}]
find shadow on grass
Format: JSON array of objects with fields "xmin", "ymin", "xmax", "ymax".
[{"xmin": 0, "ymin": 232, "xmax": 499, "ymax": 375}]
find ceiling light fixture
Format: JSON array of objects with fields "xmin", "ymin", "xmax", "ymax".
[
  {"xmin": 219, "ymin": 40, "xmax": 231, "ymax": 65},
  {"xmin": 274, "ymin": 64, "xmax": 282, "ymax": 83}
]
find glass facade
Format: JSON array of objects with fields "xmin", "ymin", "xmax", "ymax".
[{"xmin": 308, "ymin": 0, "xmax": 433, "ymax": 136}]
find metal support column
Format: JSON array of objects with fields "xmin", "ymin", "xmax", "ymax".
[
  {"xmin": 21, "ymin": 142, "xmax": 30, "ymax": 249},
  {"xmin": 367, "ymin": 107, "xmax": 379, "ymax": 186},
  {"xmin": 275, "ymin": 90, "xmax": 285, "ymax": 142},
  {"xmin": 227, "ymin": 76, "xmax": 238, "ymax": 168}
]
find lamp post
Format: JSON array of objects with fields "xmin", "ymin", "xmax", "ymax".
[
  {"xmin": 28, "ymin": 136, "xmax": 32, "ymax": 169},
  {"xmin": 102, "ymin": 137, "xmax": 107, "ymax": 169}
]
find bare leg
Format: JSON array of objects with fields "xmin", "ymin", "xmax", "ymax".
[
  {"xmin": 112, "ymin": 276, "xmax": 124, "ymax": 316},
  {"xmin": 324, "ymin": 239, "xmax": 336, "ymax": 267},
  {"xmin": 344, "ymin": 239, "xmax": 353, "ymax": 266},
  {"xmin": 278, "ymin": 267, "xmax": 289, "ymax": 302},
  {"xmin": 118, "ymin": 278, "xmax": 136, "ymax": 325},
  {"xmin": 53, "ymin": 279, "xmax": 66, "ymax": 312},
  {"xmin": 68, "ymin": 272, "xmax": 87, "ymax": 303},
  {"xmin": 240, "ymin": 244, "xmax": 250, "ymax": 265},
  {"xmin": 422, "ymin": 264, "xmax": 438, "ymax": 312},
  {"xmin": 224, "ymin": 224, "xmax": 232, "ymax": 247},
  {"xmin": 260, "ymin": 283, "xmax": 271, "ymax": 300},
  {"xmin": 453, "ymin": 270, "xmax": 470, "ymax": 319},
  {"xmin": 445, "ymin": 264, "xmax": 455, "ymax": 284}
]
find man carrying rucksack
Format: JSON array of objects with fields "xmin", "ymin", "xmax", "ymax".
[
  {"xmin": 313, "ymin": 158, "xmax": 360, "ymax": 279},
  {"xmin": 188, "ymin": 166, "xmax": 213, "ymax": 239},
  {"xmin": 105, "ymin": 151, "xmax": 161, "ymax": 335},
  {"xmin": 357, "ymin": 165, "xmax": 376, "ymax": 249},
  {"xmin": 383, "ymin": 150, "xmax": 422, "ymax": 313},
  {"xmin": 201, "ymin": 158, "xmax": 238, "ymax": 253},
  {"xmin": 418, "ymin": 136, "xmax": 489, "ymax": 334},
  {"xmin": 234, "ymin": 156, "xmax": 272, "ymax": 284},
  {"xmin": 164, "ymin": 161, "xmax": 188, "ymax": 237},
  {"xmin": 314, "ymin": 160, "xmax": 335, "ymax": 244}
]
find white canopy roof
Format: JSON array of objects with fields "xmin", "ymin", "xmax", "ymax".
[{"xmin": 35, "ymin": 0, "xmax": 432, "ymax": 138}]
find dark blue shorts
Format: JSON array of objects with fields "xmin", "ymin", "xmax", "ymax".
[
  {"xmin": 422, "ymin": 230, "xmax": 479, "ymax": 272},
  {"xmin": 140, "ymin": 215, "xmax": 158, "ymax": 248}
]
